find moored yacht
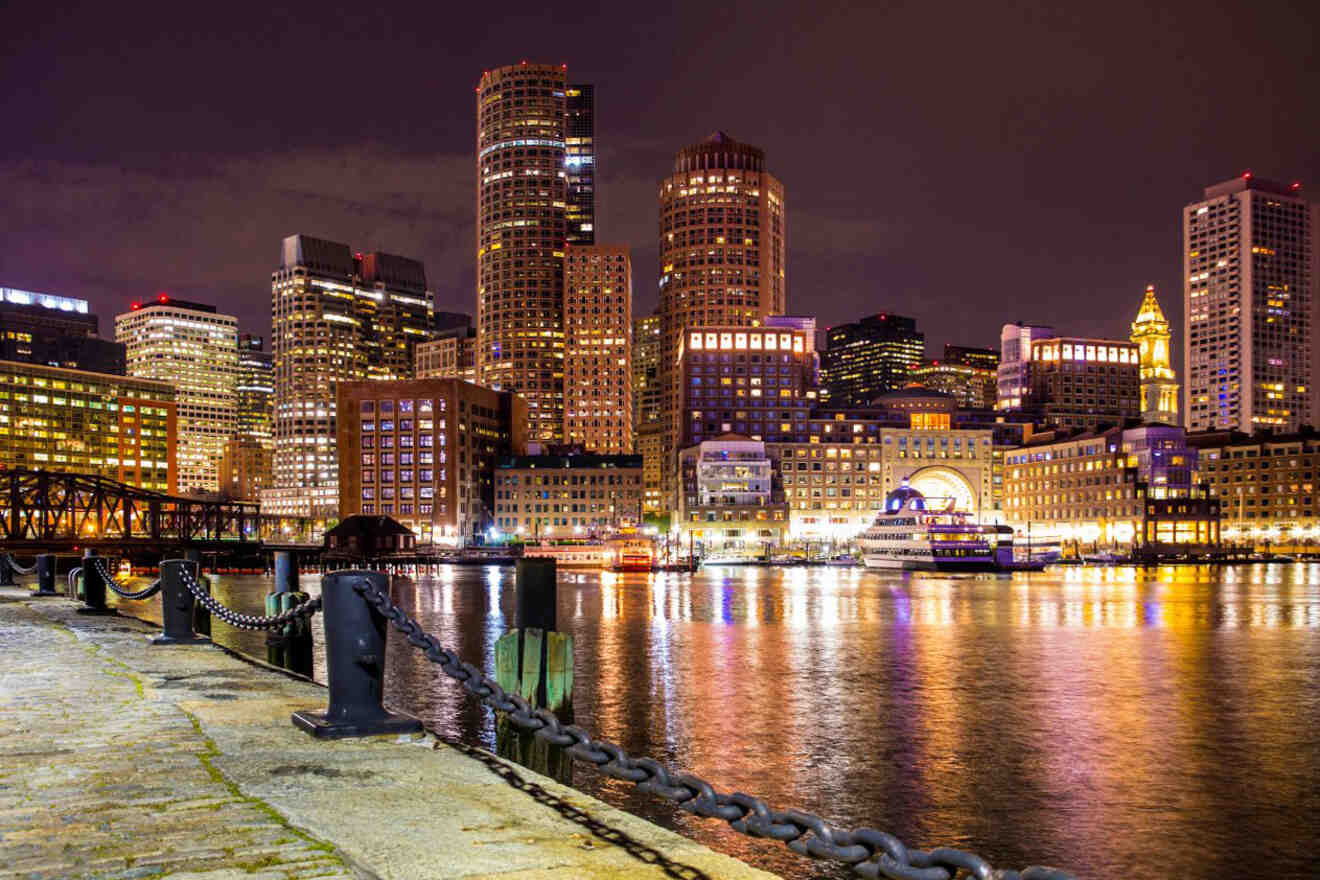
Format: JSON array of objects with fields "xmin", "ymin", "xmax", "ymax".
[{"xmin": 855, "ymin": 482, "xmax": 1015, "ymax": 571}]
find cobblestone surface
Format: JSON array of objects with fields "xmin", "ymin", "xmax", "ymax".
[{"xmin": 0, "ymin": 589, "xmax": 779, "ymax": 880}]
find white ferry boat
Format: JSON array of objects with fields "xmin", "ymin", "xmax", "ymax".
[{"xmin": 855, "ymin": 483, "xmax": 1016, "ymax": 571}]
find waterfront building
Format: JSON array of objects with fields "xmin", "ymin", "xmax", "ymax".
[
  {"xmin": 0, "ymin": 287, "xmax": 125, "ymax": 374},
  {"xmin": 1004, "ymin": 424, "xmax": 1220, "ymax": 554},
  {"xmin": 997, "ymin": 322, "xmax": 1055, "ymax": 411},
  {"xmin": 115, "ymin": 295, "xmax": 237, "ymax": 495},
  {"xmin": 219, "ymin": 334, "xmax": 273, "ymax": 501},
  {"xmin": 676, "ymin": 435, "xmax": 789, "ymax": 557},
  {"xmin": 267, "ymin": 235, "xmax": 433, "ymax": 518},
  {"xmin": 909, "ymin": 360, "xmax": 997, "ymax": 410},
  {"xmin": 564, "ymin": 244, "xmax": 632, "ymax": 453},
  {"xmin": 476, "ymin": 62, "xmax": 571, "ymax": 444},
  {"xmin": 493, "ymin": 452, "xmax": 642, "ymax": 539},
  {"xmin": 1184, "ymin": 175, "xmax": 1315, "ymax": 433},
  {"xmin": 415, "ymin": 328, "xmax": 477, "ymax": 382},
  {"xmin": 565, "ymin": 83, "xmax": 595, "ymax": 245},
  {"xmin": 658, "ymin": 133, "xmax": 786, "ymax": 504},
  {"xmin": 1025, "ymin": 336, "xmax": 1141, "ymax": 431},
  {"xmin": 1130, "ymin": 285, "xmax": 1180, "ymax": 425},
  {"xmin": 336, "ymin": 378, "xmax": 526, "ymax": 546},
  {"xmin": 820, "ymin": 313, "xmax": 924, "ymax": 407},
  {"xmin": 1188, "ymin": 429, "xmax": 1320, "ymax": 545},
  {"xmin": 0, "ymin": 360, "xmax": 176, "ymax": 492}
]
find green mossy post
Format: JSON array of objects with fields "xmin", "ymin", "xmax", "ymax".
[{"xmin": 495, "ymin": 559, "xmax": 573, "ymax": 783}]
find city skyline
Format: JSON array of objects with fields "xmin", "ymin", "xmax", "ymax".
[{"xmin": 4, "ymin": 1, "xmax": 1318, "ymax": 360}]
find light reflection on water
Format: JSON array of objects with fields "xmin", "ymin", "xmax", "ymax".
[{"xmin": 115, "ymin": 564, "xmax": 1320, "ymax": 880}]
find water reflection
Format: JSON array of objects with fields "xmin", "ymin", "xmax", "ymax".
[{"xmin": 111, "ymin": 564, "xmax": 1320, "ymax": 880}]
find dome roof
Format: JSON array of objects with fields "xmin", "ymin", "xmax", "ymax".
[{"xmin": 884, "ymin": 483, "xmax": 926, "ymax": 513}]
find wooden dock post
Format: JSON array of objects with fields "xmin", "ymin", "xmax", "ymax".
[{"xmin": 495, "ymin": 558, "xmax": 573, "ymax": 782}]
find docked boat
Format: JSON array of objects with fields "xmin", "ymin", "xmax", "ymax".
[
  {"xmin": 611, "ymin": 539, "xmax": 655, "ymax": 572},
  {"xmin": 522, "ymin": 542, "xmax": 614, "ymax": 568},
  {"xmin": 854, "ymin": 483, "xmax": 1015, "ymax": 571}
]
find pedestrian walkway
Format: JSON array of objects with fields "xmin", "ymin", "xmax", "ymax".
[{"xmin": 0, "ymin": 589, "xmax": 778, "ymax": 880}]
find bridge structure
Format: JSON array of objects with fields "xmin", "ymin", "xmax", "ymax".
[{"xmin": 0, "ymin": 468, "xmax": 320, "ymax": 557}]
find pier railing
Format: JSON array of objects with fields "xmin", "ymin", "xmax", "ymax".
[{"xmin": 15, "ymin": 554, "xmax": 1076, "ymax": 880}]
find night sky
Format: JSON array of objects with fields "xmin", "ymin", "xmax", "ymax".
[{"xmin": 3, "ymin": 0, "xmax": 1318, "ymax": 357}]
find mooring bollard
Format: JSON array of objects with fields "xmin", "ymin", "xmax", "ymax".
[
  {"xmin": 151, "ymin": 559, "xmax": 209, "ymax": 645},
  {"xmin": 77, "ymin": 549, "xmax": 113, "ymax": 614},
  {"xmin": 273, "ymin": 550, "xmax": 298, "ymax": 594},
  {"xmin": 0, "ymin": 555, "xmax": 15, "ymax": 587},
  {"xmin": 515, "ymin": 556, "xmax": 557, "ymax": 631},
  {"xmin": 34, "ymin": 553, "xmax": 57, "ymax": 597},
  {"xmin": 265, "ymin": 551, "xmax": 313, "ymax": 676},
  {"xmin": 291, "ymin": 570, "xmax": 422, "ymax": 738},
  {"xmin": 183, "ymin": 548, "xmax": 211, "ymax": 637}
]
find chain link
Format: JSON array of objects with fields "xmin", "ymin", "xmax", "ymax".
[
  {"xmin": 90, "ymin": 558, "xmax": 163, "ymax": 601},
  {"xmin": 179, "ymin": 566, "xmax": 322, "ymax": 630},
  {"xmin": 350, "ymin": 577, "xmax": 1075, "ymax": 880},
  {"xmin": 4, "ymin": 554, "xmax": 37, "ymax": 575}
]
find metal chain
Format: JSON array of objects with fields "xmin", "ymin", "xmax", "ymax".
[
  {"xmin": 351, "ymin": 577, "xmax": 1075, "ymax": 880},
  {"xmin": 178, "ymin": 565, "xmax": 321, "ymax": 630},
  {"xmin": 5, "ymin": 554, "xmax": 37, "ymax": 574},
  {"xmin": 90, "ymin": 559, "xmax": 163, "ymax": 601}
]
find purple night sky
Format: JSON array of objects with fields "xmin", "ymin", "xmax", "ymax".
[{"xmin": 2, "ymin": 0, "xmax": 1317, "ymax": 355}]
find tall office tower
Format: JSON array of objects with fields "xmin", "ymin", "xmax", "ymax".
[
  {"xmin": 658, "ymin": 133, "xmax": 786, "ymax": 500},
  {"xmin": 820, "ymin": 313, "xmax": 924, "ymax": 407},
  {"xmin": 115, "ymin": 295, "xmax": 238, "ymax": 495},
  {"xmin": 220, "ymin": 334, "xmax": 274, "ymax": 500},
  {"xmin": 997, "ymin": 322, "xmax": 1055, "ymax": 411},
  {"xmin": 268, "ymin": 234, "xmax": 433, "ymax": 517},
  {"xmin": 1130, "ymin": 286, "xmax": 1180, "ymax": 425},
  {"xmin": 565, "ymin": 84, "xmax": 595, "ymax": 245},
  {"xmin": 1184, "ymin": 175, "xmax": 1315, "ymax": 432},
  {"xmin": 1, "ymin": 287, "xmax": 126, "ymax": 374},
  {"xmin": 476, "ymin": 62, "xmax": 571, "ymax": 444},
  {"xmin": 563, "ymin": 244, "xmax": 632, "ymax": 453},
  {"xmin": 632, "ymin": 313, "xmax": 663, "ymax": 432}
]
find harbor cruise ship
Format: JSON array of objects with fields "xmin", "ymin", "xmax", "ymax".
[{"xmin": 855, "ymin": 482, "xmax": 1016, "ymax": 571}]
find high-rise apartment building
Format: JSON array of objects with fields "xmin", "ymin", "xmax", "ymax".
[
  {"xmin": 820, "ymin": 313, "xmax": 924, "ymax": 407},
  {"xmin": 1, "ymin": 288, "xmax": 126, "ymax": 374},
  {"xmin": 565, "ymin": 84, "xmax": 595, "ymax": 245},
  {"xmin": 268, "ymin": 235, "xmax": 433, "ymax": 517},
  {"xmin": 476, "ymin": 62, "xmax": 574, "ymax": 444},
  {"xmin": 220, "ymin": 334, "xmax": 274, "ymax": 501},
  {"xmin": 115, "ymin": 295, "xmax": 237, "ymax": 495},
  {"xmin": 1130, "ymin": 285, "xmax": 1179, "ymax": 425},
  {"xmin": 997, "ymin": 322, "xmax": 1055, "ymax": 411},
  {"xmin": 1183, "ymin": 175, "xmax": 1315, "ymax": 433},
  {"xmin": 658, "ymin": 133, "xmax": 786, "ymax": 498},
  {"xmin": 564, "ymin": 244, "xmax": 631, "ymax": 453}
]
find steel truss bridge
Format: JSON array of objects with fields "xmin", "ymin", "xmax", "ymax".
[{"xmin": 0, "ymin": 468, "xmax": 320, "ymax": 552}]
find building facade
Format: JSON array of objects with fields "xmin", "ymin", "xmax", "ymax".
[
  {"xmin": 909, "ymin": 361, "xmax": 997, "ymax": 410},
  {"xmin": 220, "ymin": 334, "xmax": 274, "ymax": 501},
  {"xmin": 1, "ymin": 287, "xmax": 125, "ymax": 374},
  {"xmin": 997, "ymin": 322, "xmax": 1055, "ymax": 411},
  {"xmin": 1025, "ymin": 336, "xmax": 1141, "ymax": 431},
  {"xmin": 565, "ymin": 83, "xmax": 595, "ymax": 245},
  {"xmin": 415, "ymin": 329, "xmax": 477, "ymax": 382},
  {"xmin": 0, "ymin": 360, "xmax": 176, "ymax": 492},
  {"xmin": 564, "ymin": 244, "xmax": 632, "ymax": 453},
  {"xmin": 1130, "ymin": 285, "xmax": 1180, "ymax": 425},
  {"xmin": 268, "ymin": 235, "xmax": 432, "ymax": 517},
  {"xmin": 820, "ymin": 313, "xmax": 924, "ymax": 407},
  {"xmin": 676, "ymin": 436, "xmax": 789, "ymax": 557},
  {"xmin": 115, "ymin": 296, "xmax": 237, "ymax": 495},
  {"xmin": 632, "ymin": 312, "xmax": 662, "ymax": 434},
  {"xmin": 493, "ymin": 453, "xmax": 642, "ymax": 539},
  {"xmin": 476, "ymin": 62, "xmax": 570, "ymax": 444},
  {"xmin": 1189, "ymin": 429, "xmax": 1320, "ymax": 545},
  {"xmin": 1184, "ymin": 175, "xmax": 1315, "ymax": 433},
  {"xmin": 337, "ymin": 378, "xmax": 526, "ymax": 545}
]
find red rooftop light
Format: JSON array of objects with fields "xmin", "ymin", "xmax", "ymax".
[
  {"xmin": 1291, "ymin": 181, "xmax": 1302, "ymax": 189},
  {"xmin": 157, "ymin": 294, "xmax": 168, "ymax": 302},
  {"xmin": 1243, "ymin": 171, "xmax": 1253, "ymax": 179}
]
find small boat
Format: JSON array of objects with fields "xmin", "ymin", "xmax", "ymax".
[
  {"xmin": 1081, "ymin": 552, "xmax": 1127, "ymax": 564},
  {"xmin": 824, "ymin": 554, "xmax": 860, "ymax": 567}
]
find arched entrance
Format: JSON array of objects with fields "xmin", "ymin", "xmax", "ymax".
[{"xmin": 907, "ymin": 466, "xmax": 978, "ymax": 514}]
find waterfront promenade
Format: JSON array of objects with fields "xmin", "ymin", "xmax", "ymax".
[{"xmin": 0, "ymin": 588, "xmax": 778, "ymax": 880}]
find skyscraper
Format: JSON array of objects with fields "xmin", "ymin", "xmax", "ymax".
[
  {"xmin": 632, "ymin": 313, "xmax": 663, "ymax": 433},
  {"xmin": 115, "ymin": 295, "xmax": 237, "ymax": 495},
  {"xmin": 1, "ymin": 287, "xmax": 125, "ymax": 374},
  {"xmin": 267, "ymin": 234, "xmax": 433, "ymax": 517},
  {"xmin": 220, "ymin": 333, "xmax": 274, "ymax": 501},
  {"xmin": 820, "ymin": 313, "xmax": 924, "ymax": 407},
  {"xmin": 1130, "ymin": 285, "xmax": 1180, "ymax": 425},
  {"xmin": 1183, "ymin": 174, "xmax": 1315, "ymax": 432},
  {"xmin": 564, "ymin": 244, "xmax": 632, "ymax": 453},
  {"xmin": 476, "ymin": 62, "xmax": 574, "ymax": 443},
  {"xmin": 658, "ymin": 133, "xmax": 786, "ymax": 498},
  {"xmin": 565, "ymin": 83, "xmax": 595, "ymax": 245}
]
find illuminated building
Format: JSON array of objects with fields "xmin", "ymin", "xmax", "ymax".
[
  {"xmin": 1004, "ymin": 424, "xmax": 1220, "ymax": 554},
  {"xmin": 820, "ymin": 313, "xmax": 924, "ymax": 407},
  {"xmin": 997, "ymin": 322, "xmax": 1054, "ymax": 411},
  {"xmin": 943, "ymin": 345, "xmax": 999, "ymax": 371},
  {"xmin": 658, "ymin": 133, "xmax": 786, "ymax": 503},
  {"xmin": 493, "ymin": 452, "xmax": 642, "ymax": 539},
  {"xmin": 676, "ymin": 436, "xmax": 788, "ymax": 556},
  {"xmin": 1, "ymin": 287, "xmax": 125, "ymax": 374},
  {"xmin": 636, "ymin": 424, "xmax": 664, "ymax": 517},
  {"xmin": 115, "ymin": 295, "xmax": 237, "ymax": 495},
  {"xmin": 1188, "ymin": 429, "xmax": 1320, "ymax": 545},
  {"xmin": 565, "ymin": 83, "xmax": 595, "ymax": 245},
  {"xmin": 219, "ymin": 334, "xmax": 273, "ymax": 501},
  {"xmin": 476, "ymin": 62, "xmax": 572, "ymax": 444},
  {"xmin": 0, "ymin": 360, "xmax": 176, "ymax": 492},
  {"xmin": 336, "ymin": 378, "xmax": 526, "ymax": 546},
  {"xmin": 1025, "ymin": 336, "xmax": 1140, "ymax": 431},
  {"xmin": 632, "ymin": 313, "xmax": 662, "ymax": 433},
  {"xmin": 1183, "ymin": 174, "xmax": 1314, "ymax": 432},
  {"xmin": 267, "ymin": 235, "xmax": 433, "ymax": 518},
  {"xmin": 415, "ymin": 328, "xmax": 476, "ymax": 382},
  {"xmin": 1130, "ymin": 285, "xmax": 1180, "ymax": 425},
  {"xmin": 564, "ymin": 244, "xmax": 631, "ymax": 453},
  {"xmin": 909, "ymin": 361, "xmax": 997, "ymax": 410}
]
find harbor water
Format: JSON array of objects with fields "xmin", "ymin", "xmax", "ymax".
[{"xmin": 114, "ymin": 563, "xmax": 1320, "ymax": 879}]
